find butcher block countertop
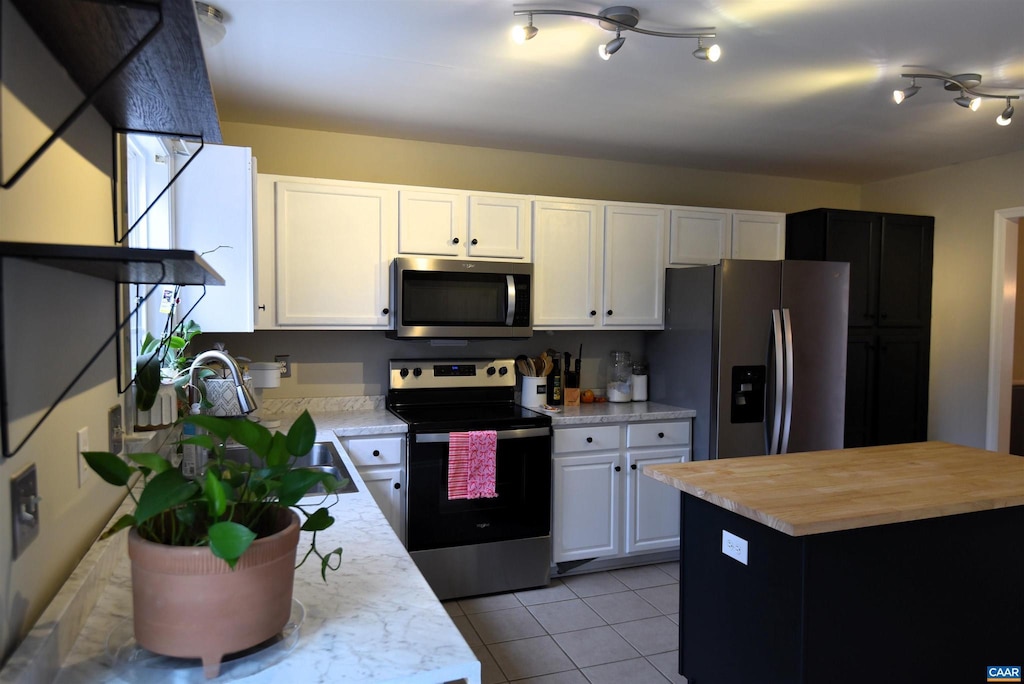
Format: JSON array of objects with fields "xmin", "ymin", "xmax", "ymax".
[{"xmin": 644, "ymin": 441, "xmax": 1024, "ymax": 537}]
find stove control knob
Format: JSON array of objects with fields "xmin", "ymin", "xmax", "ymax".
[
  {"xmin": 413, "ymin": 367, "xmax": 423, "ymax": 377},
  {"xmin": 487, "ymin": 366, "xmax": 496, "ymax": 376},
  {"xmin": 498, "ymin": 366, "xmax": 508, "ymax": 376},
  {"xmin": 399, "ymin": 367, "xmax": 409, "ymax": 378}
]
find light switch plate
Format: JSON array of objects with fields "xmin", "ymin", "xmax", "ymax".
[
  {"xmin": 10, "ymin": 464, "xmax": 39, "ymax": 560},
  {"xmin": 722, "ymin": 529, "xmax": 748, "ymax": 565}
]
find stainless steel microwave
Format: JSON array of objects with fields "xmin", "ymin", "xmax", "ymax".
[{"xmin": 388, "ymin": 257, "xmax": 533, "ymax": 339}]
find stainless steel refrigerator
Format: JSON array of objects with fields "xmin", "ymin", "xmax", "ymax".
[{"xmin": 647, "ymin": 260, "xmax": 849, "ymax": 460}]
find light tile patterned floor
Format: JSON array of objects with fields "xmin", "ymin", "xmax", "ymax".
[{"xmin": 444, "ymin": 563, "xmax": 687, "ymax": 684}]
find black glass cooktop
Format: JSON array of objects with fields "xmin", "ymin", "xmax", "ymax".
[{"xmin": 388, "ymin": 401, "xmax": 550, "ymax": 433}]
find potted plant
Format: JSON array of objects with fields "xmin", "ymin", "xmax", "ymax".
[
  {"xmin": 134, "ymin": 316, "xmax": 207, "ymax": 429},
  {"xmin": 83, "ymin": 410, "xmax": 343, "ymax": 678}
]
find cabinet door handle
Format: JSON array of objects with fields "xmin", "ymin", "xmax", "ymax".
[
  {"xmin": 614, "ymin": 465, "xmax": 622, "ymax": 472},
  {"xmin": 382, "ymin": 307, "xmax": 389, "ymax": 315},
  {"xmin": 630, "ymin": 463, "xmax": 637, "ymax": 470},
  {"xmin": 372, "ymin": 449, "xmax": 381, "ymax": 457},
  {"xmin": 658, "ymin": 432, "xmax": 665, "ymax": 438},
  {"xmin": 394, "ymin": 482, "xmax": 401, "ymax": 490},
  {"xmin": 586, "ymin": 437, "xmax": 593, "ymax": 443},
  {"xmin": 606, "ymin": 310, "xmax": 613, "ymax": 316},
  {"xmin": 452, "ymin": 237, "xmax": 460, "ymax": 245},
  {"xmin": 589, "ymin": 310, "xmax": 597, "ymax": 317},
  {"xmin": 471, "ymin": 238, "xmax": 478, "ymax": 245},
  {"xmin": 258, "ymin": 304, "xmax": 266, "ymax": 311}
]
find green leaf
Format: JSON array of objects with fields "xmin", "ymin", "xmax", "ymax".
[
  {"xmin": 179, "ymin": 434, "xmax": 216, "ymax": 451},
  {"xmin": 208, "ymin": 521, "xmax": 257, "ymax": 569},
  {"xmin": 230, "ymin": 419, "xmax": 272, "ymax": 457},
  {"xmin": 134, "ymin": 469, "xmax": 199, "ymax": 525},
  {"xmin": 140, "ymin": 332, "xmax": 160, "ymax": 355},
  {"xmin": 165, "ymin": 335, "xmax": 187, "ymax": 351},
  {"xmin": 83, "ymin": 451, "xmax": 135, "ymax": 487},
  {"xmin": 100, "ymin": 513, "xmax": 136, "ymax": 540},
  {"xmin": 204, "ymin": 468, "xmax": 227, "ymax": 518},
  {"xmin": 134, "ymin": 350, "xmax": 161, "ymax": 411},
  {"xmin": 286, "ymin": 410, "xmax": 316, "ymax": 458},
  {"xmin": 300, "ymin": 506, "xmax": 335, "ymax": 532},
  {"xmin": 266, "ymin": 432, "xmax": 291, "ymax": 468},
  {"xmin": 279, "ymin": 469, "xmax": 327, "ymax": 506},
  {"xmin": 182, "ymin": 414, "xmax": 234, "ymax": 441},
  {"xmin": 320, "ymin": 547, "xmax": 343, "ymax": 581},
  {"xmin": 127, "ymin": 452, "xmax": 173, "ymax": 475}
]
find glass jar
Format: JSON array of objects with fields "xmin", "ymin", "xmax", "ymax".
[
  {"xmin": 607, "ymin": 351, "xmax": 632, "ymax": 402},
  {"xmin": 631, "ymin": 361, "xmax": 648, "ymax": 402}
]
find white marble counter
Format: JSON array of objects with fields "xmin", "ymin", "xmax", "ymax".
[
  {"xmin": 542, "ymin": 401, "xmax": 695, "ymax": 426},
  {"xmin": 2, "ymin": 428, "xmax": 477, "ymax": 684}
]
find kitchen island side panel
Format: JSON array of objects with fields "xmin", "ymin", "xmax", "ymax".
[{"xmin": 679, "ymin": 493, "xmax": 1024, "ymax": 684}]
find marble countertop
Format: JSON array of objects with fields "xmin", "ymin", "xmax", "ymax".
[
  {"xmin": 543, "ymin": 401, "xmax": 695, "ymax": 426},
  {"xmin": 3, "ymin": 429, "xmax": 478, "ymax": 684}
]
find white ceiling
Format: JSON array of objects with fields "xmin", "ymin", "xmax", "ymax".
[{"xmin": 201, "ymin": 0, "xmax": 1024, "ymax": 184}]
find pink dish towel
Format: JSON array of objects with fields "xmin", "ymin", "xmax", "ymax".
[{"xmin": 448, "ymin": 430, "xmax": 499, "ymax": 500}]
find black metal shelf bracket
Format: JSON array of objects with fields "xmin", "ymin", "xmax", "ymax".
[
  {"xmin": 0, "ymin": 0, "xmax": 163, "ymax": 189},
  {"xmin": 0, "ymin": 261, "xmax": 167, "ymax": 459}
]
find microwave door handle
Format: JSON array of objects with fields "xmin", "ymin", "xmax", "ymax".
[{"xmin": 505, "ymin": 275, "xmax": 516, "ymax": 326}]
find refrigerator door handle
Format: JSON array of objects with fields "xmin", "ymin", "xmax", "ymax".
[
  {"xmin": 769, "ymin": 309, "xmax": 784, "ymax": 454},
  {"xmin": 781, "ymin": 308, "xmax": 795, "ymax": 454}
]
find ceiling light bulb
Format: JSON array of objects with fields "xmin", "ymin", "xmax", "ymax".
[
  {"xmin": 969, "ymin": 97, "xmax": 981, "ymax": 111},
  {"xmin": 997, "ymin": 100, "xmax": 1014, "ymax": 126},
  {"xmin": 599, "ymin": 31, "xmax": 625, "ymax": 60},
  {"xmin": 512, "ymin": 15, "xmax": 538, "ymax": 44},
  {"xmin": 893, "ymin": 82, "xmax": 920, "ymax": 104},
  {"xmin": 195, "ymin": 1, "xmax": 226, "ymax": 48},
  {"xmin": 692, "ymin": 38, "xmax": 720, "ymax": 62},
  {"xmin": 953, "ymin": 91, "xmax": 981, "ymax": 110}
]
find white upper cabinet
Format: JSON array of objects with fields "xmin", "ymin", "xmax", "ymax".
[
  {"xmin": 669, "ymin": 208, "xmax": 730, "ymax": 266},
  {"xmin": 730, "ymin": 211, "xmax": 785, "ymax": 260},
  {"xmin": 669, "ymin": 208, "xmax": 785, "ymax": 265},
  {"xmin": 258, "ymin": 175, "xmax": 396, "ymax": 329},
  {"xmin": 532, "ymin": 199, "xmax": 603, "ymax": 329},
  {"xmin": 398, "ymin": 188, "xmax": 529, "ymax": 260},
  {"xmin": 172, "ymin": 143, "xmax": 255, "ymax": 332},
  {"xmin": 602, "ymin": 204, "xmax": 666, "ymax": 328},
  {"xmin": 467, "ymin": 194, "xmax": 529, "ymax": 259}
]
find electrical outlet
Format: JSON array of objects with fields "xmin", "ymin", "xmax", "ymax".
[
  {"xmin": 108, "ymin": 405, "xmax": 123, "ymax": 455},
  {"xmin": 275, "ymin": 354, "xmax": 291, "ymax": 378},
  {"xmin": 10, "ymin": 464, "xmax": 40, "ymax": 560},
  {"xmin": 77, "ymin": 427, "xmax": 90, "ymax": 487},
  {"xmin": 722, "ymin": 529, "xmax": 748, "ymax": 565}
]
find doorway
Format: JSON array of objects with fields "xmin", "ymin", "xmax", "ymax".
[{"xmin": 986, "ymin": 206, "xmax": 1024, "ymax": 453}]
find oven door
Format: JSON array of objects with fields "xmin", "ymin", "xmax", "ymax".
[{"xmin": 406, "ymin": 427, "xmax": 551, "ymax": 552}]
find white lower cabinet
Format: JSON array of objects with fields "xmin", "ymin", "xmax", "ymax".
[
  {"xmin": 552, "ymin": 420, "xmax": 690, "ymax": 564},
  {"xmin": 338, "ymin": 434, "xmax": 406, "ymax": 543}
]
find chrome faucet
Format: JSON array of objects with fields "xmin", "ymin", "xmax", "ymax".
[{"xmin": 187, "ymin": 350, "xmax": 257, "ymax": 415}]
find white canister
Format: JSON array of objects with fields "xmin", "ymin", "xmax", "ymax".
[
  {"xmin": 631, "ymin": 362, "xmax": 648, "ymax": 401},
  {"xmin": 520, "ymin": 376, "xmax": 548, "ymax": 408}
]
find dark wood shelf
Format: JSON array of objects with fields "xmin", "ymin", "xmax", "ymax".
[
  {"xmin": 10, "ymin": 0, "xmax": 222, "ymax": 142},
  {"xmin": 0, "ymin": 242, "xmax": 224, "ymax": 285}
]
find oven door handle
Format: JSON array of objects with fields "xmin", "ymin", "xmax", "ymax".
[{"xmin": 414, "ymin": 427, "xmax": 551, "ymax": 444}]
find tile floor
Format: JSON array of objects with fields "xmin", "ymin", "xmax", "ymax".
[{"xmin": 444, "ymin": 563, "xmax": 688, "ymax": 684}]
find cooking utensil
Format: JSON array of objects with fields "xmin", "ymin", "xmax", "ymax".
[{"xmin": 515, "ymin": 355, "xmax": 533, "ymax": 377}]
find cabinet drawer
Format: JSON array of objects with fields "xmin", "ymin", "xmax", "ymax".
[
  {"xmin": 340, "ymin": 436, "xmax": 405, "ymax": 467},
  {"xmin": 554, "ymin": 426, "xmax": 620, "ymax": 453},
  {"xmin": 626, "ymin": 421, "xmax": 690, "ymax": 448}
]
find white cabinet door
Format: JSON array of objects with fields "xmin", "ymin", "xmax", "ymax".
[
  {"xmin": 172, "ymin": 143, "xmax": 254, "ymax": 332},
  {"xmin": 274, "ymin": 179, "xmax": 396, "ymax": 327},
  {"xmin": 602, "ymin": 204, "xmax": 666, "ymax": 328},
  {"xmin": 254, "ymin": 174, "xmax": 276, "ymax": 329},
  {"xmin": 731, "ymin": 211, "xmax": 785, "ymax": 260},
  {"xmin": 624, "ymin": 449, "xmax": 688, "ymax": 555},
  {"xmin": 532, "ymin": 199, "xmax": 602, "ymax": 329},
  {"xmin": 467, "ymin": 194, "xmax": 529, "ymax": 259},
  {"xmin": 668, "ymin": 208, "xmax": 730, "ymax": 266},
  {"xmin": 397, "ymin": 188, "xmax": 465, "ymax": 256},
  {"xmin": 552, "ymin": 451, "xmax": 621, "ymax": 562},
  {"xmin": 360, "ymin": 465, "xmax": 405, "ymax": 544}
]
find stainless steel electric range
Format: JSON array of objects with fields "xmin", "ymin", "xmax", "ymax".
[{"xmin": 386, "ymin": 358, "xmax": 553, "ymax": 600}]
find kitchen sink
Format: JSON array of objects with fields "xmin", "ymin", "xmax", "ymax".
[{"xmin": 222, "ymin": 441, "xmax": 358, "ymax": 494}]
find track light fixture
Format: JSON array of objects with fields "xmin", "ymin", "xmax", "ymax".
[
  {"xmin": 893, "ymin": 71, "xmax": 1021, "ymax": 126},
  {"xmin": 511, "ymin": 5, "xmax": 719, "ymax": 63}
]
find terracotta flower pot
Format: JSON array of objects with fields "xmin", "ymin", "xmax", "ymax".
[{"xmin": 128, "ymin": 507, "xmax": 300, "ymax": 678}]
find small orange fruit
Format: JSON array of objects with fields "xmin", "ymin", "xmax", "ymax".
[{"xmin": 581, "ymin": 389, "xmax": 595, "ymax": 403}]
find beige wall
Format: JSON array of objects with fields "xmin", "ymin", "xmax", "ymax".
[
  {"xmin": 222, "ymin": 122, "xmax": 861, "ymax": 212},
  {"xmin": 862, "ymin": 150, "xmax": 1024, "ymax": 448},
  {"xmin": 0, "ymin": 2, "xmax": 126, "ymax": 662}
]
